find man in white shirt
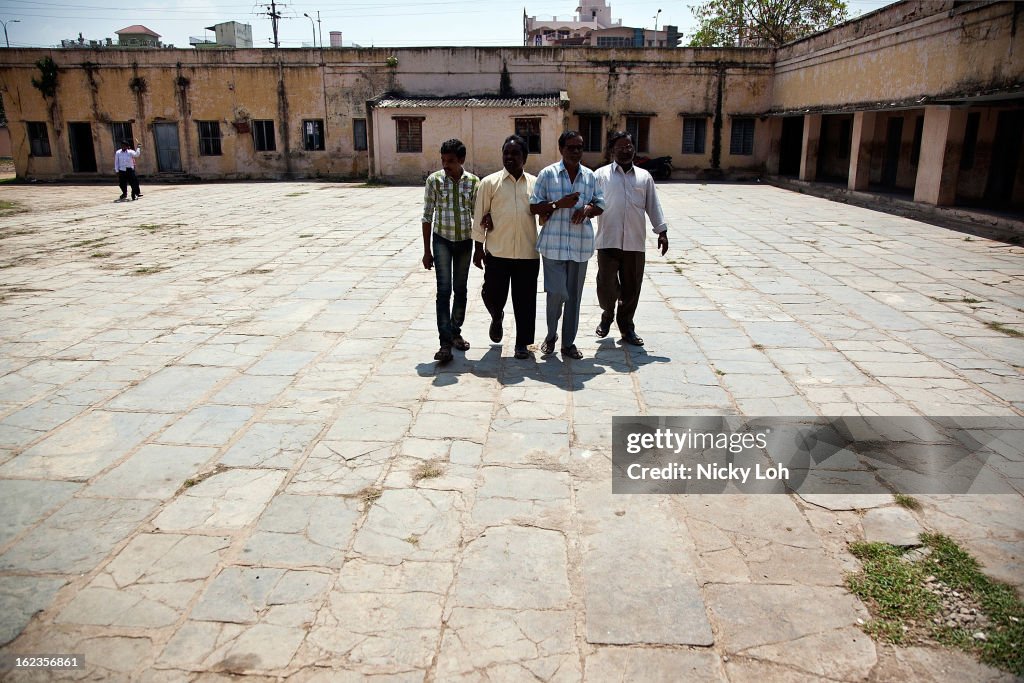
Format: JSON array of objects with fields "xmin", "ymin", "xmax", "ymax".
[
  {"xmin": 114, "ymin": 140, "xmax": 143, "ymax": 201},
  {"xmin": 593, "ymin": 131, "xmax": 668, "ymax": 347}
]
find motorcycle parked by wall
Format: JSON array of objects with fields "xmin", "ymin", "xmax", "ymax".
[{"xmin": 635, "ymin": 155, "xmax": 673, "ymax": 180}]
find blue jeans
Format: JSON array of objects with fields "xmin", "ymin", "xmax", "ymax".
[{"xmin": 433, "ymin": 233, "xmax": 472, "ymax": 345}]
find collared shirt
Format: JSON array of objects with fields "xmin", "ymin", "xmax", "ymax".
[
  {"xmin": 114, "ymin": 147, "xmax": 140, "ymax": 173},
  {"xmin": 594, "ymin": 161, "xmax": 668, "ymax": 252},
  {"xmin": 472, "ymin": 169, "xmax": 539, "ymax": 259},
  {"xmin": 530, "ymin": 160, "xmax": 605, "ymax": 262},
  {"xmin": 422, "ymin": 169, "xmax": 479, "ymax": 242}
]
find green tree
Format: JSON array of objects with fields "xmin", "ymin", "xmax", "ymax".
[{"xmin": 689, "ymin": 0, "xmax": 849, "ymax": 47}]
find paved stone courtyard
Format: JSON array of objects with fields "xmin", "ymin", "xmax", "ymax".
[{"xmin": 0, "ymin": 180, "xmax": 1021, "ymax": 681}]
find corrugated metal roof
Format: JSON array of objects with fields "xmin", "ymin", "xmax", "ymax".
[{"xmin": 374, "ymin": 94, "xmax": 562, "ymax": 109}]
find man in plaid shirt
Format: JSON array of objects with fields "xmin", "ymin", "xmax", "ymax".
[
  {"xmin": 422, "ymin": 138, "xmax": 480, "ymax": 364},
  {"xmin": 529, "ymin": 131, "xmax": 605, "ymax": 359}
]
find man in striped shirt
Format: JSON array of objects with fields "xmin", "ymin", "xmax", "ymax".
[
  {"xmin": 422, "ymin": 138, "xmax": 480, "ymax": 364},
  {"xmin": 529, "ymin": 131, "xmax": 605, "ymax": 360}
]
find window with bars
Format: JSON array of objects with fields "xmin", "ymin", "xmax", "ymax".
[
  {"xmin": 27, "ymin": 122, "xmax": 51, "ymax": 157},
  {"xmin": 197, "ymin": 121, "xmax": 222, "ymax": 156},
  {"xmin": 252, "ymin": 119, "xmax": 276, "ymax": 151},
  {"xmin": 682, "ymin": 117, "xmax": 706, "ymax": 154},
  {"xmin": 303, "ymin": 119, "xmax": 326, "ymax": 151},
  {"xmin": 596, "ymin": 36, "xmax": 632, "ymax": 47},
  {"xmin": 625, "ymin": 116, "xmax": 650, "ymax": 153},
  {"xmin": 352, "ymin": 119, "xmax": 367, "ymax": 151},
  {"xmin": 110, "ymin": 122, "xmax": 133, "ymax": 148},
  {"xmin": 578, "ymin": 115, "xmax": 602, "ymax": 153},
  {"xmin": 515, "ymin": 118, "xmax": 542, "ymax": 154},
  {"xmin": 729, "ymin": 117, "xmax": 755, "ymax": 155},
  {"xmin": 395, "ymin": 118, "xmax": 423, "ymax": 153}
]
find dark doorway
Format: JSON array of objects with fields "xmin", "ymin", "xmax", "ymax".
[
  {"xmin": 881, "ymin": 117, "xmax": 903, "ymax": 188},
  {"xmin": 153, "ymin": 123, "xmax": 183, "ymax": 172},
  {"xmin": 778, "ymin": 116, "xmax": 803, "ymax": 177},
  {"xmin": 984, "ymin": 110, "xmax": 1024, "ymax": 205},
  {"xmin": 69, "ymin": 122, "xmax": 97, "ymax": 173}
]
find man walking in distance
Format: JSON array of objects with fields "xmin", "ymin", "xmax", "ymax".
[
  {"xmin": 422, "ymin": 138, "xmax": 479, "ymax": 364},
  {"xmin": 472, "ymin": 135, "xmax": 539, "ymax": 360},
  {"xmin": 594, "ymin": 131, "xmax": 668, "ymax": 347},
  {"xmin": 114, "ymin": 139, "xmax": 143, "ymax": 201},
  {"xmin": 529, "ymin": 131, "xmax": 604, "ymax": 360}
]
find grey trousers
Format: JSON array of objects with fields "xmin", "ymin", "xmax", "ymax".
[{"xmin": 542, "ymin": 257, "xmax": 588, "ymax": 349}]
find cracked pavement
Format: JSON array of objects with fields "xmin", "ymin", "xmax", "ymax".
[{"xmin": 0, "ymin": 180, "xmax": 1021, "ymax": 681}]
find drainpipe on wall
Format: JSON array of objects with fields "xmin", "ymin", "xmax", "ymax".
[
  {"xmin": 277, "ymin": 62, "xmax": 293, "ymax": 179},
  {"xmin": 174, "ymin": 64, "xmax": 193, "ymax": 175},
  {"xmin": 365, "ymin": 100, "xmax": 376, "ymax": 180},
  {"xmin": 711, "ymin": 62, "xmax": 724, "ymax": 174}
]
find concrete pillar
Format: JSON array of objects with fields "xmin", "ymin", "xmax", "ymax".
[
  {"xmin": 848, "ymin": 111, "xmax": 877, "ymax": 191},
  {"xmin": 799, "ymin": 114, "xmax": 822, "ymax": 182},
  {"xmin": 913, "ymin": 105, "xmax": 968, "ymax": 206}
]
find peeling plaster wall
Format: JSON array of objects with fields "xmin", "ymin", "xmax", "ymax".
[
  {"xmin": 771, "ymin": 1, "xmax": 1024, "ymax": 113},
  {"xmin": 0, "ymin": 1, "xmax": 1018, "ymax": 185},
  {"xmin": 372, "ymin": 105, "xmax": 563, "ymax": 182}
]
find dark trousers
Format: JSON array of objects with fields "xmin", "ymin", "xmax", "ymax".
[
  {"xmin": 482, "ymin": 254, "xmax": 540, "ymax": 348},
  {"xmin": 117, "ymin": 169, "xmax": 141, "ymax": 198},
  {"xmin": 433, "ymin": 234, "xmax": 472, "ymax": 345},
  {"xmin": 596, "ymin": 248, "xmax": 646, "ymax": 335}
]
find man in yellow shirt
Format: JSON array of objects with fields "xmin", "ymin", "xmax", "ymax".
[{"xmin": 472, "ymin": 135, "xmax": 539, "ymax": 360}]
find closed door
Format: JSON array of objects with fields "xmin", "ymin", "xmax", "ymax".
[
  {"xmin": 69, "ymin": 122, "xmax": 97, "ymax": 172},
  {"xmin": 153, "ymin": 123, "xmax": 182, "ymax": 172}
]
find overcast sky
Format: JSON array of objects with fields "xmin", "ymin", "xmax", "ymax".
[{"xmin": 1, "ymin": 0, "xmax": 896, "ymax": 49}]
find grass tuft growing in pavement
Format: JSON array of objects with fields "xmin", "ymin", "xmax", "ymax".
[
  {"xmin": 893, "ymin": 493, "xmax": 921, "ymax": 511},
  {"xmin": 413, "ymin": 461, "xmax": 444, "ymax": 482},
  {"xmin": 985, "ymin": 322, "xmax": 1023, "ymax": 338},
  {"xmin": 358, "ymin": 486, "xmax": 382, "ymax": 506},
  {"xmin": 847, "ymin": 533, "xmax": 1024, "ymax": 675},
  {"xmin": 0, "ymin": 199, "xmax": 25, "ymax": 215},
  {"xmin": 130, "ymin": 265, "xmax": 168, "ymax": 276}
]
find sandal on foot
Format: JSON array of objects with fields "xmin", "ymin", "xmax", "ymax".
[
  {"xmin": 452, "ymin": 336, "xmax": 470, "ymax": 351},
  {"xmin": 561, "ymin": 345, "xmax": 583, "ymax": 360},
  {"xmin": 433, "ymin": 345, "xmax": 453, "ymax": 363},
  {"xmin": 540, "ymin": 337, "xmax": 556, "ymax": 355}
]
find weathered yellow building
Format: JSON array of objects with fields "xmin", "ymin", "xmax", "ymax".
[{"xmin": 0, "ymin": 0, "xmax": 1021, "ymax": 210}]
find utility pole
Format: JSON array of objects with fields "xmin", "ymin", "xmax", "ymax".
[
  {"xmin": 316, "ymin": 11, "xmax": 323, "ymax": 52},
  {"xmin": 263, "ymin": 0, "xmax": 283, "ymax": 48}
]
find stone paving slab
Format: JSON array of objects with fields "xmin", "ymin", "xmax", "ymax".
[{"xmin": 0, "ymin": 181, "xmax": 1021, "ymax": 680}]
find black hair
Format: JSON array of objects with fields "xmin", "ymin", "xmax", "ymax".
[
  {"xmin": 121, "ymin": 140, "xmax": 132, "ymax": 147},
  {"xmin": 440, "ymin": 138, "xmax": 467, "ymax": 160},
  {"xmin": 558, "ymin": 130, "xmax": 583, "ymax": 149},
  {"xmin": 502, "ymin": 134, "xmax": 528, "ymax": 160},
  {"xmin": 607, "ymin": 130, "xmax": 632, "ymax": 148},
  {"xmin": 604, "ymin": 130, "xmax": 633, "ymax": 163}
]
